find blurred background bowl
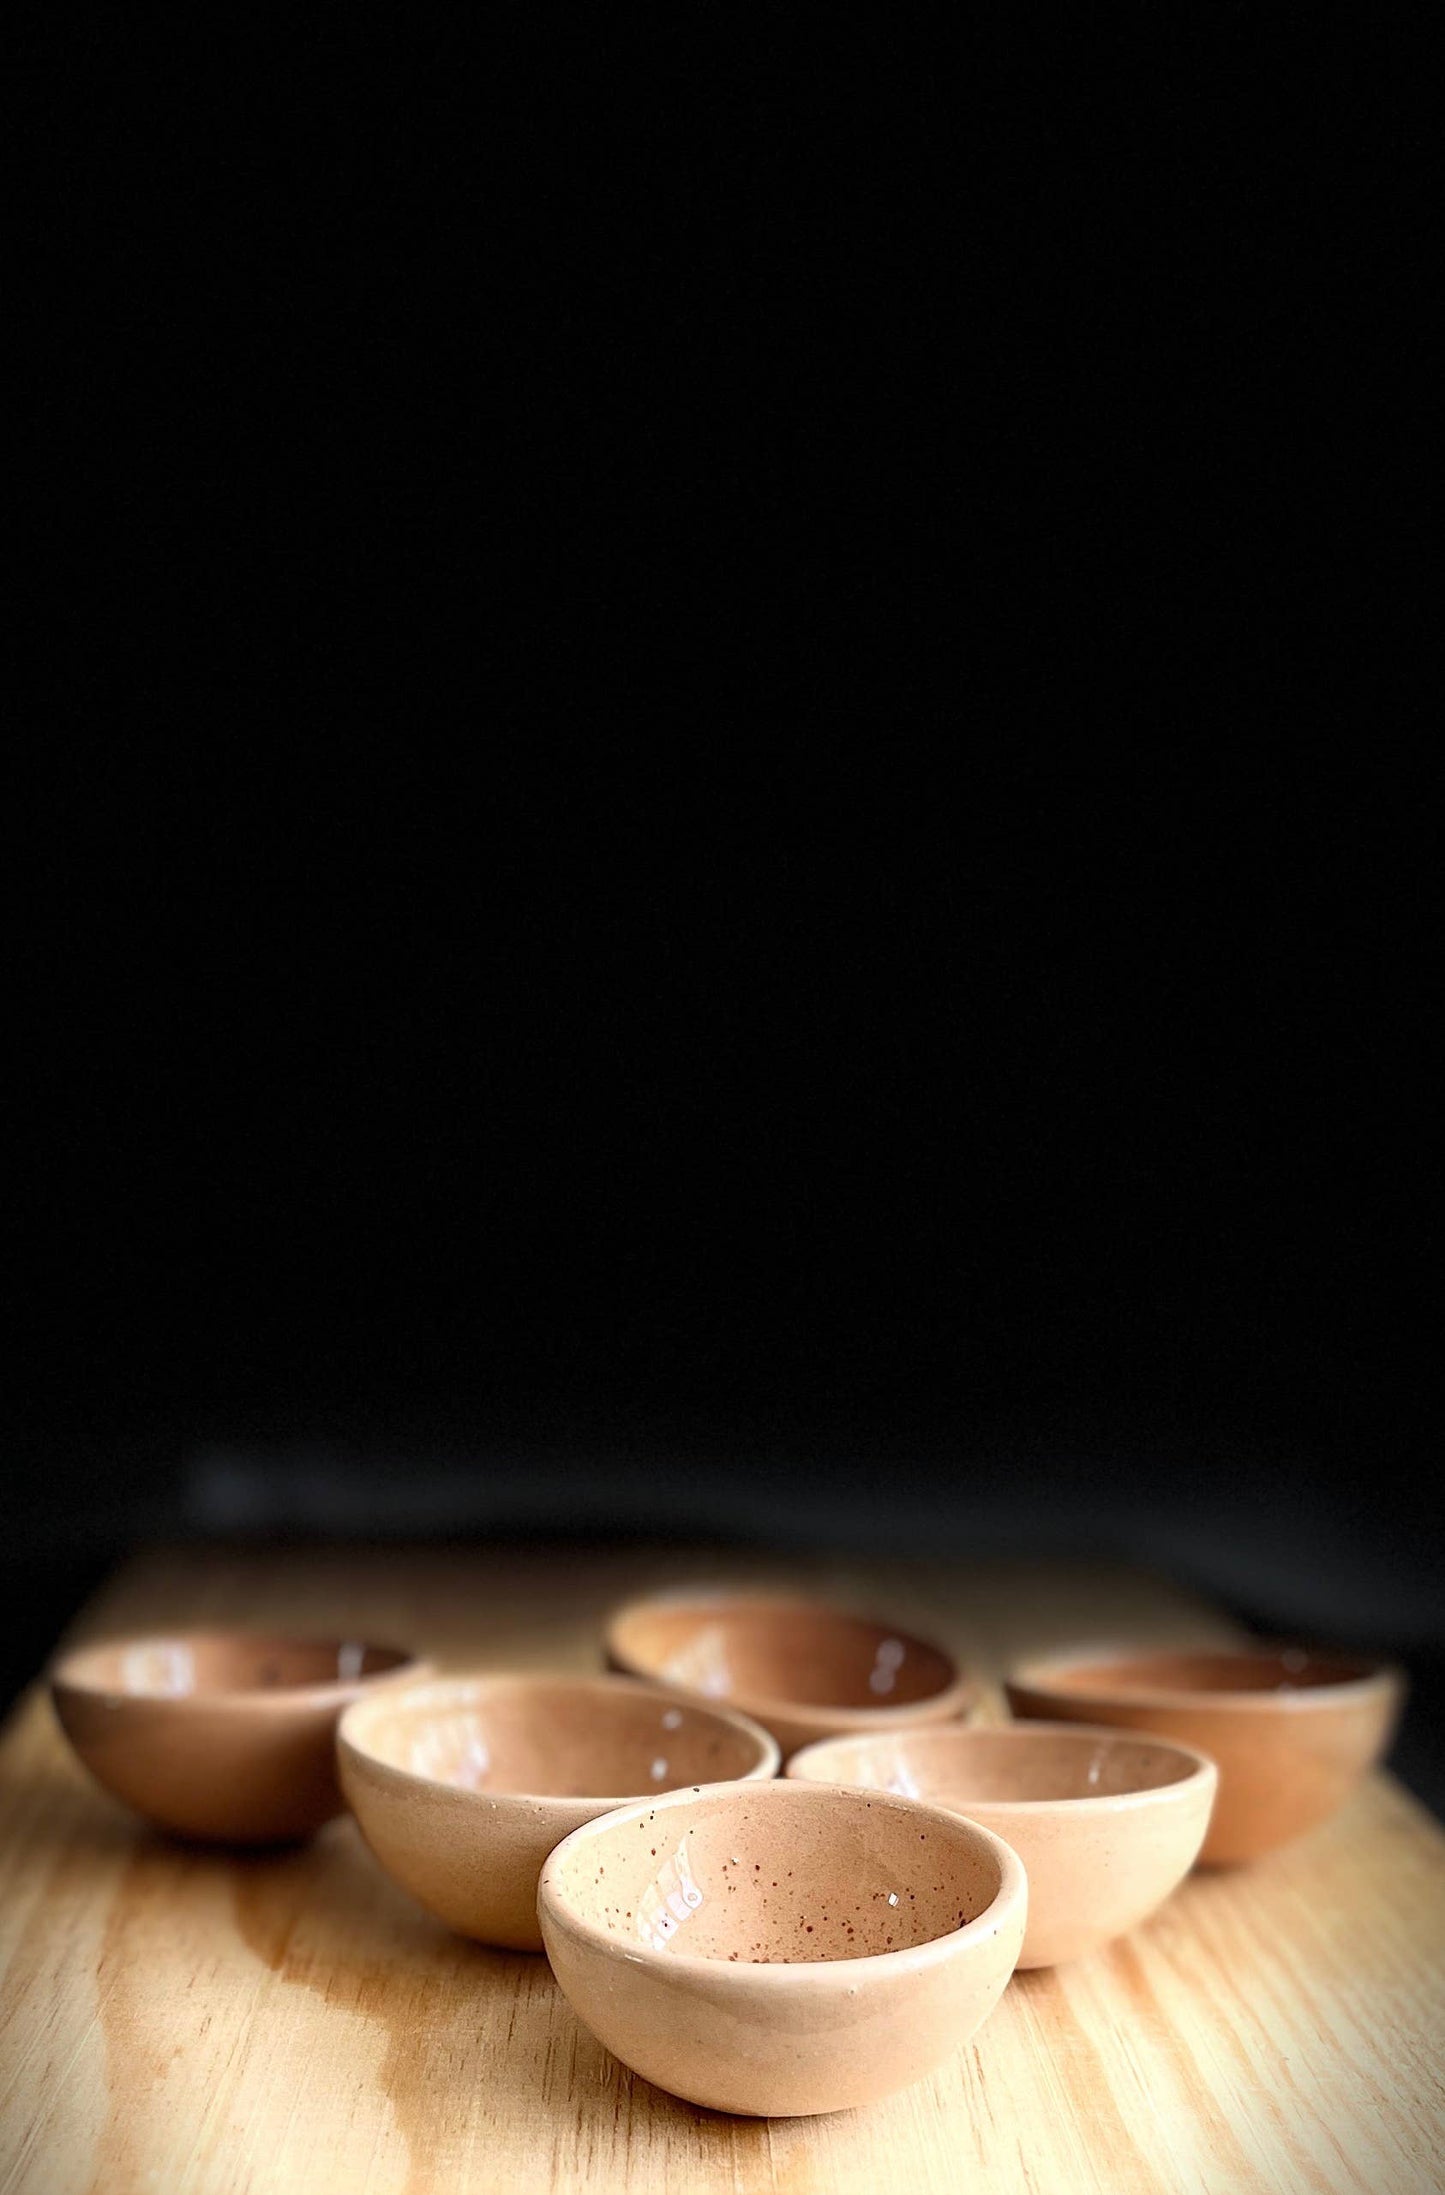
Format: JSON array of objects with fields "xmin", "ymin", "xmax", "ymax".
[
  {"xmin": 51, "ymin": 1632, "xmax": 422, "ymax": 1843},
  {"xmin": 604, "ymin": 1589, "xmax": 978, "ymax": 1756},
  {"xmin": 1006, "ymin": 1646, "xmax": 1403, "ymax": 1863}
]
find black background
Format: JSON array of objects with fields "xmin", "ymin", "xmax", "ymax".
[{"xmin": 9, "ymin": 21, "xmax": 1439, "ymax": 1790}]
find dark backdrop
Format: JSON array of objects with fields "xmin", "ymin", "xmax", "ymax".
[{"xmin": 9, "ymin": 20, "xmax": 1438, "ymax": 1792}]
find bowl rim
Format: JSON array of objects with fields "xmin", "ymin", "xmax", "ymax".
[
  {"xmin": 49, "ymin": 1631, "xmax": 427, "ymax": 1712},
  {"xmin": 1006, "ymin": 1642, "xmax": 1404, "ymax": 1714},
  {"xmin": 785, "ymin": 1719, "xmax": 1218, "ymax": 1816},
  {"xmin": 537, "ymin": 1776, "xmax": 1027, "ymax": 1985},
  {"xmin": 337, "ymin": 1669, "xmax": 782, "ymax": 1805},
  {"xmin": 602, "ymin": 1588, "xmax": 977, "ymax": 1731}
]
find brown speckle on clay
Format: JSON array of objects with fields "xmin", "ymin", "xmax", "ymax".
[
  {"xmin": 547, "ymin": 1780, "xmax": 1006, "ymax": 1963},
  {"xmin": 538, "ymin": 1779, "xmax": 1026, "ymax": 2117}
]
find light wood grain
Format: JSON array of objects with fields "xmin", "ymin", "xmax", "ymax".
[{"xmin": 1, "ymin": 1543, "xmax": 1441, "ymax": 2195}]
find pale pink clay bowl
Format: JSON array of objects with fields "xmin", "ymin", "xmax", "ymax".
[{"xmin": 538, "ymin": 1777, "xmax": 1026, "ymax": 2116}]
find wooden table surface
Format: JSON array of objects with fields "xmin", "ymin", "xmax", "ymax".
[{"xmin": 1, "ymin": 1542, "xmax": 1442, "ymax": 2195}]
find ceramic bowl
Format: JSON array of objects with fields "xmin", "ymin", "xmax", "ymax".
[
  {"xmin": 537, "ymin": 1777, "xmax": 1026, "ymax": 2116},
  {"xmin": 788, "ymin": 1721, "xmax": 1216, "ymax": 1965},
  {"xmin": 603, "ymin": 1591, "xmax": 977, "ymax": 1758},
  {"xmin": 1006, "ymin": 1645, "xmax": 1404, "ymax": 1865},
  {"xmin": 337, "ymin": 1673, "xmax": 779, "ymax": 1951},
  {"xmin": 50, "ymin": 1632, "xmax": 424, "ymax": 1843}
]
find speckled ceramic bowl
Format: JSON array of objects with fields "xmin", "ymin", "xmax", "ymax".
[
  {"xmin": 338, "ymin": 1672, "xmax": 779, "ymax": 1950},
  {"xmin": 51, "ymin": 1632, "xmax": 423, "ymax": 1843},
  {"xmin": 1006, "ymin": 1646, "xmax": 1403, "ymax": 1864},
  {"xmin": 603, "ymin": 1591, "xmax": 978, "ymax": 1757},
  {"xmin": 788, "ymin": 1721, "xmax": 1216, "ymax": 1965},
  {"xmin": 538, "ymin": 1777, "xmax": 1026, "ymax": 2116}
]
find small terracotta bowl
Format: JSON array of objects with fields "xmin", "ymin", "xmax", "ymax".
[
  {"xmin": 337, "ymin": 1673, "xmax": 779, "ymax": 1951},
  {"xmin": 603, "ymin": 1591, "xmax": 977, "ymax": 1758},
  {"xmin": 788, "ymin": 1721, "xmax": 1216, "ymax": 1966},
  {"xmin": 538, "ymin": 1778, "xmax": 1026, "ymax": 2116},
  {"xmin": 50, "ymin": 1632, "xmax": 423, "ymax": 1844},
  {"xmin": 1006, "ymin": 1646, "xmax": 1404, "ymax": 1865}
]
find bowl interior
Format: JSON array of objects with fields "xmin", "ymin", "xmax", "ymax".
[
  {"xmin": 56, "ymin": 1635, "xmax": 413, "ymax": 1699},
  {"xmin": 549, "ymin": 1783, "xmax": 1003, "ymax": 1962},
  {"xmin": 1022, "ymin": 1648, "xmax": 1379, "ymax": 1699},
  {"xmin": 612, "ymin": 1597, "xmax": 957, "ymax": 1711},
  {"xmin": 347, "ymin": 1677, "xmax": 770, "ymax": 1798},
  {"xmin": 794, "ymin": 1723, "xmax": 1202, "ymax": 1803}
]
